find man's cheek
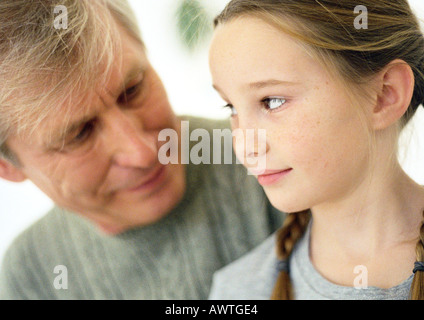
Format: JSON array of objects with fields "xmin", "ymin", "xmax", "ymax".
[{"xmin": 57, "ymin": 165, "xmax": 106, "ymax": 200}]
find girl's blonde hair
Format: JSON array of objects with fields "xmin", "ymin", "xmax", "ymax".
[
  {"xmin": 0, "ymin": 0, "xmax": 142, "ymax": 164},
  {"xmin": 214, "ymin": 0, "xmax": 424, "ymax": 300}
]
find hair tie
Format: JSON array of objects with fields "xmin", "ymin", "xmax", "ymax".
[
  {"xmin": 277, "ymin": 260, "xmax": 289, "ymax": 273},
  {"xmin": 413, "ymin": 261, "xmax": 424, "ymax": 274}
]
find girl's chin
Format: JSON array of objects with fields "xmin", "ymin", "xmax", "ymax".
[{"xmin": 264, "ymin": 192, "xmax": 309, "ymax": 214}]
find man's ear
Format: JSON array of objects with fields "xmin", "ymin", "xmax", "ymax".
[
  {"xmin": 0, "ymin": 157, "xmax": 26, "ymax": 182},
  {"xmin": 372, "ymin": 59, "xmax": 415, "ymax": 130}
]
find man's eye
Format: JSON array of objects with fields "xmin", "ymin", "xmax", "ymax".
[
  {"xmin": 73, "ymin": 122, "xmax": 95, "ymax": 143},
  {"xmin": 262, "ymin": 97, "xmax": 286, "ymax": 111},
  {"xmin": 118, "ymin": 83, "xmax": 141, "ymax": 104},
  {"xmin": 125, "ymin": 85, "xmax": 139, "ymax": 97},
  {"xmin": 223, "ymin": 103, "xmax": 238, "ymax": 116}
]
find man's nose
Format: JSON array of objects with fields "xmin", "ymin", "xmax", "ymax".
[{"xmin": 105, "ymin": 109, "xmax": 158, "ymax": 168}]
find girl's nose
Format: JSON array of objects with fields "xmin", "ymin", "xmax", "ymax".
[{"xmin": 233, "ymin": 127, "xmax": 268, "ymax": 168}]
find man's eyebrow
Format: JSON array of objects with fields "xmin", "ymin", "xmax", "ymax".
[
  {"xmin": 111, "ymin": 65, "xmax": 146, "ymax": 96},
  {"xmin": 124, "ymin": 66, "xmax": 145, "ymax": 86},
  {"xmin": 248, "ymin": 79, "xmax": 300, "ymax": 89},
  {"xmin": 51, "ymin": 114, "xmax": 96, "ymax": 147},
  {"xmin": 52, "ymin": 66, "xmax": 146, "ymax": 145}
]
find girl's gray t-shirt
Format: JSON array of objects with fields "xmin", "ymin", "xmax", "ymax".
[{"xmin": 209, "ymin": 224, "xmax": 414, "ymax": 300}]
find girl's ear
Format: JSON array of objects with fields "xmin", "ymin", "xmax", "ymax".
[
  {"xmin": 372, "ymin": 59, "xmax": 415, "ymax": 130},
  {"xmin": 0, "ymin": 157, "xmax": 26, "ymax": 182}
]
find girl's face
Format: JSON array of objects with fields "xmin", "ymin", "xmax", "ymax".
[{"xmin": 209, "ymin": 17, "xmax": 374, "ymax": 213}]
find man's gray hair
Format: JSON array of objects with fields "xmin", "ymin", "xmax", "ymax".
[{"xmin": 0, "ymin": 0, "xmax": 142, "ymax": 162}]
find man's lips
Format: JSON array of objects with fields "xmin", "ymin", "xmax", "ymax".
[{"xmin": 125, "ymin": 165, "xmax": 166, "ymax": 192}]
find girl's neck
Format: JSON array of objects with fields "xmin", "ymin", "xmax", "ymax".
[
  {"xmin": 311, "ymin": 164, "xmax": 423, "ymax": 250},
  {"xmin": 309, "ymin": 163, "xmax": 424, "ymax": 288}
]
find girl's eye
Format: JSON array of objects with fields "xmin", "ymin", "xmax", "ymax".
[
  {"xmin": 223, "ymin": 103, "xmax": 238, "ymax": 117},
  {"xmin": 262, "ymin": 97, "xmax": 286, "ymax": 111}
]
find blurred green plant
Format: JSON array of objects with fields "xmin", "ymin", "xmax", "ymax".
[{"xmin": 176, "ymin": 0, "xmax": 213, "ymax": 51}]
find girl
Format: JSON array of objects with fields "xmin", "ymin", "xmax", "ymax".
[{"xmin": 208, "ymin": 0, "xmax": 424, "ymax": 299}]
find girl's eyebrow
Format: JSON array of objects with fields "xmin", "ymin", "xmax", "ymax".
[
  {"xmin": 212, "ymin": 78, "xmax": 301, "ymax": 97},
  {"xmin": 211, "ymin": 84, "xmax": 232, "ymax": 104},
  {"xmin": 248, "ymin": 79, "xmax": 300, "ymax": 89}
]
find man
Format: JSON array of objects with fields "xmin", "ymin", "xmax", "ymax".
[{"xmin": 0, "ymin": 0, "xmax": 282, "ymax": 299}]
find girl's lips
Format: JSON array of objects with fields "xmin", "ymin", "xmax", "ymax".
[{"xmin": 257, "ymin": 168, "xmax": 292, "ymax": 186}]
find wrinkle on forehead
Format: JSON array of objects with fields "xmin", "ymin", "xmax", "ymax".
[
  {"xmin": 39, "ymin": 30, "xmax": 146, "ymax": 149},
  {"xmin": 42, "ymin": 65, "xmax": 144, "ymax": 149}
]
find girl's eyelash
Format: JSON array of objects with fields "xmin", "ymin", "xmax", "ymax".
[
  {"xmin": 221, "ymin": 97, "xmax": 287, "ymax": 117},
  {"xmin": 223, "ymin": 103, "xmax": 238, "ymax": 116},
  {"xmin": 261, "ymin": 97, "xmax": 287, "ymax": 113}
]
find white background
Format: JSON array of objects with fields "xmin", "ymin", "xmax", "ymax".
[{"xmin": 1, "ymin": 0, "xmax": 424, "ymax": 267}]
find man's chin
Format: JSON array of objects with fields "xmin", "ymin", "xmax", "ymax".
[
  {"xmin": 96, "ymin": 222, "xmax": 129, "ymax": 236},
  {"xmin": 92, "ymin": 210, "xmax": 169, "ymax": 235}
]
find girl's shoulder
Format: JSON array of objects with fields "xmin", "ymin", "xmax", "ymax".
[{"xmin": 208, "ymin": 233, "xmax": 279, "ymax": 300}]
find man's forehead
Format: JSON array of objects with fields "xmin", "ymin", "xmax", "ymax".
[
  {"xmin": 64, "ymin": 25, "xmax": 149, "ymax": 122},
  {"xmin": 9, "ymin": 20, "xmax": 149, "ymax": 149},
  {"xmin": 46, "ymin": 63, "xmax": 146, "ymax": 144}
]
